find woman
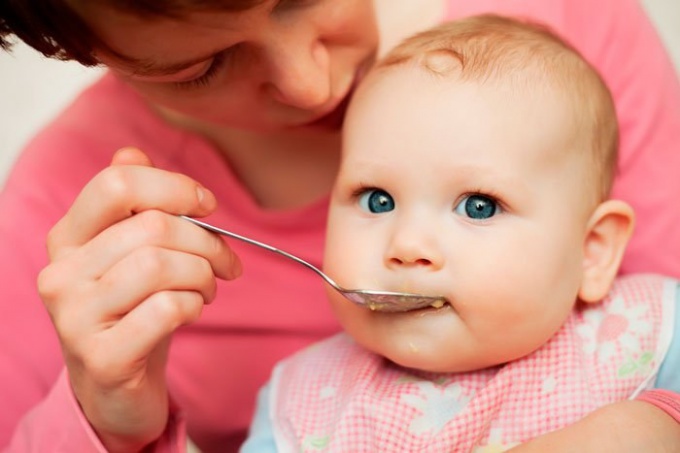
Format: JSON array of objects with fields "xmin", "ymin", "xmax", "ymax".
[{"xmin": 1, "ymin": 0, "xmax": 679, "ymax": 451}]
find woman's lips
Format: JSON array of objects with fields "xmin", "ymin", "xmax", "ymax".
[
  {"xmin": 299, "ymin": 60, "xmax": 370, "ymax": 131},
  {"xmin": 302, "ymin": 89, "xmax": 353, "ymax": 130}
]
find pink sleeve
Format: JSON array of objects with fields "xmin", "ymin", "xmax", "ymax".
[
  {"xmin": 563, "ymin": 0, "xmax": 680, "ymax": 278},
  {"xmin": 5, "ymin": 370, "xmax": 187, "ymax": 452},
  {"xmin": 636, "ymin": 389, "xmax": 680, "ymax": 423},
  {"xmin": 4, "ymin": 371, "xmax": 107, "ymax": 452},
  {"xmin": 3, "ymin": 372, "xmax": 186, "ymax": 453}
]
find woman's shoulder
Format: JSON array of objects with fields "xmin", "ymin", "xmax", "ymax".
[
  {"xmin": 4, "ymin": 74, "xmax": 189, "ymax": 193},
  {"xmin": 25, "ymin": 73, "xmax": 176, "ymax": 158},
  {"xmin": 444, "ymin": 0, "xmax": 648, "ymax": 52}
]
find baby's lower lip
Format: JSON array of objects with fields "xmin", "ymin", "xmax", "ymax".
[
  {"xmin": 412, "ymin": 303, "xmax": 454, "ymax": 317},
  {"xmin": 371, "ymin": 300, "xmax": 453, "ymax": 316}
]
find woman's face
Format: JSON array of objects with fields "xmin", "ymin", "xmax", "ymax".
[{"xmin": 73, "ymin": 0, "xmax": 379, "ymax": 133}]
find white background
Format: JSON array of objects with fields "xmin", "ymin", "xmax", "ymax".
[{"xmin": 1, "ymin": 0, "xmax": 679, "ymax": 184}]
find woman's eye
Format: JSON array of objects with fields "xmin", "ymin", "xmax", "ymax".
[
  {"xmin": 454, "ymin": 194, "xmax": 500, "ymax": 220},
  {"xmin": 358, "ymin": 189, "xmax": 395, "ymax": 213},
  {"xmin": 174, "ymin": 52, "xmax": 229, "ymax": 90}
]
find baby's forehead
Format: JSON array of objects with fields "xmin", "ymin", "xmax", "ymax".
[
  {"xmin": 354, "ymin": 61, "xmax": 598, "ymax": 181},
  {"xmin": 357, "ymin": 17, "xmax": 616, "ymax": 202},
  {"xmin": 368, "ymin": 56, "xmax": 577, "ymax": 121}
]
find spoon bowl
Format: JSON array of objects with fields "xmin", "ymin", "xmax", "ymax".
[{"xmin": 181, "ymin": 216, "xmax": 448, "ymax": 313}]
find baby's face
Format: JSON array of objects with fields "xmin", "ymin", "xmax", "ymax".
[{"xmin": 324, "ymin": 64, "xmax": 597, "ymax": 372}]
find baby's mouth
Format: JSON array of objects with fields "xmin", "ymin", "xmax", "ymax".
[
  {"xmin": 429, "ymin": 299, "xmax": 447, "ymax": 309},
  {"xmin": 411, "ymin": 298, "xmax": 452, "ymax": 314},
  {"xmin": 361, "ymin": 292, "xmax": 450, "ymax": 313},
  {"xmin": 350, "ymin": 275, "xmax": 449, "ymax": 313}
]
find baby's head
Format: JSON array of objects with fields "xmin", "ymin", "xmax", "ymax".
[
  {"xmin": 375, "ymin": 14, "xmax": 620, "ymax": 205},
  {"xmin": 324, "ymin": 15, "xmax": 634, "ymax": 373}
]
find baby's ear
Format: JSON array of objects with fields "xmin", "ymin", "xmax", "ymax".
[{"xmin": 579, "ymin": 200, "xmax": 635, "ymax": 303}]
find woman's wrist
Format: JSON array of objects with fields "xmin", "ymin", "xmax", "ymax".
[{"xmin": 636, "ymin": 389, "xmax": 680, "ymax": 423}]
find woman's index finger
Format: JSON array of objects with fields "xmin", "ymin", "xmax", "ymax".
[{"xmin": 47, "ymin": 163, "xmax": 216, "ymax": 259}]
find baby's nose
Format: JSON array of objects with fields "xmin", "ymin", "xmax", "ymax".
[{"xmin": 385, "ymin": 224, "xmax": 444, "ymax": 271}]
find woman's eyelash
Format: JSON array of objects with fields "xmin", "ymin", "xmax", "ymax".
[
  {"xmin": 174, "ymin": 52, "xmax": 228, "ymax": 90},
  {"xmin": 273, "ymin": 0, "xmax": 319, "ymax": 13}
]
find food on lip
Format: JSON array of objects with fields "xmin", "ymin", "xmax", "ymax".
[
  {"xmin": 430, "ymin": 299, "xmax": 445, "ymax": 309},
  {"xmin": 367, "ymin": 301, "xmax": 402, "ymax": 311},
  {"xmin": 366, "ymin": 297, "xmax": 446, "ymax": 312}
]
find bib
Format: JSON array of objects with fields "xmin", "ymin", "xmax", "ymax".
[{"xmin": 270, "ymin": 275, "xmax": 676, "ymax": 452}]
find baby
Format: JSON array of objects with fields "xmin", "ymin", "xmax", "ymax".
[{"xmin": 243, "ymin": 15, "xmax": 679, "ymax": 452}]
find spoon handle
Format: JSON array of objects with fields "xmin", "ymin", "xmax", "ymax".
[{"xmin": 180, "ymin": 216, "xmax": 338, "ymax": 288}]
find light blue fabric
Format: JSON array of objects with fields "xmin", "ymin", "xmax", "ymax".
[
  {"xmin": 240, "ymin": 384, "xmax": 275, "ymax": 453},
  {"xmin": 654, "ymin": 283, "xmax": 680, "ymax": 392},
  {"xmin": 241, "ymin": 287, "xmax": 680, "ymax": 452}
]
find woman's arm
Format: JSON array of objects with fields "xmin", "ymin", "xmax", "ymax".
[
  {"xmin": 0, "ymin": 142, "xmax": 231, "ymax": 451},
  {"xmin": 4, "ymin": 370, "xmax": 187, "ymax": 452},
  {"xmin": 509, "ymin": 400, "xmax": 680, "ymax": 453},
  {"xmin": 0, "ymin": 129, "xmax": 104, "ymax": 450},
  {"xmin": 511, "ymin": 297, "xmax": 680, "ymax": 453}
]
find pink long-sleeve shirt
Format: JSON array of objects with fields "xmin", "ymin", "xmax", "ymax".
[{"xmin": 1, "ymin": 0, "xmax": 679, "ymax": 451}]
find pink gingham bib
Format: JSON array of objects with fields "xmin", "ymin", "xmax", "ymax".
[{"xmin": 270, "ymin": 275, "xmax": 676, "ymax": 453}]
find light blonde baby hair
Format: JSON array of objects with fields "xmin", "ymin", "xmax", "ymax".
[{"xmin": 378, "ymin": 14, "xmax": 618, "ymax": 202}]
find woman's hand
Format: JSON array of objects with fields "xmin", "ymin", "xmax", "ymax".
[
  {"xmin": 508, "ymin": 400, "xmax": 680, "ymax": 453},
  {"xmin": 37, "ymin": 147, "xmax": 241, "ymax": 452}
]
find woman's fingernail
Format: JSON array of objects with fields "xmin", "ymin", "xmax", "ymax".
[
  {"xmin": 230, "ymin": 255, "xmax": 243, "ymax": 279},
  {"xmin": 196, "ymin": 186, "xmax": 205, "ymax": 203}
]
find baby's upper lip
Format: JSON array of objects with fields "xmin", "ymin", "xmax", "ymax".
[
  {"xmin": 379, "ymin": 280, "xmax": 451, "ymax": 310},
  {"xmin": 373, "ymin": 282, "xmax": 449, "ymax": 302}
]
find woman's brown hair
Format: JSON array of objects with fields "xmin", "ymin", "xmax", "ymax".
[{"xmin": 0, "ymin": 0, "xmax": 265, "ymax": 65}]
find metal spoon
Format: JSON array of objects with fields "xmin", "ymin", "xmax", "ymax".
[{"xmin": 180, "ymin": 216, "xmax": 448, "ymax": 313}]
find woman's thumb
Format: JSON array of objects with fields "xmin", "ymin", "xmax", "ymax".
[{"xmin": 111, "ymin": 146, "xmax": 154, "ymax": 167}]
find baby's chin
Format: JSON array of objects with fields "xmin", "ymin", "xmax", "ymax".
[
  {"xmin": 385, "ymin": 346, "xmax": 519, "ymax": 375},
  {"xmin": 351, "ymin": 324, "xmax": 527, "ymax": 375},
  {"xmin": 353, "ymin": 331, "xmax": 482, "ymax": 374},
  {"xmin": 379, "ymin": 335, "xmax": 551, "ymax": 375},
  {"xmin": 379, "ymin": 342, "xmax": 491, "ymax": 374}
]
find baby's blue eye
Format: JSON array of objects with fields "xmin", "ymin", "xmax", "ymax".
[
  {"xmin": 455, "ymin": 194, "xmax": 499, "ymax": 220},
  {"xmin": 358, "ymin": 189, "xmax": 395, "ymax": 213}
]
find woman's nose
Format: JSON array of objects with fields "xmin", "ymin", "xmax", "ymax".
[{"xmin": 263, "ymin": 36, "xmax": 332, "ymax": 110}]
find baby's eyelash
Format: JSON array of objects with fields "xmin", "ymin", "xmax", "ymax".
[
  {"xmin": 469, "ymin": 188, "xmax": 500, "ymax": 199},
  {"xmin": 350, "ymin": 184, "xmax": 380, "ymax": 199},
  {"xmin": 459, "ymin": 189, "xmax": 507, "ymax": 209},
  {"xmin": 174, "ymin": 52, "xmax": 228, "ymax": 90}
]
